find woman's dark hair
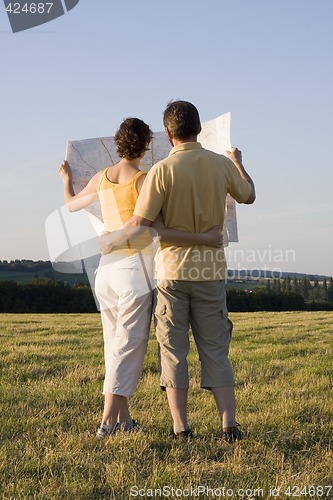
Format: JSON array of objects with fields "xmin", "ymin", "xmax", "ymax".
[
  {"xmin": 115, "ymin": 117, "xmax": 153, "ymax": 160},
  {"xmin": 163, "ymin": 100, "xmax": 201, "ymax": 140}
]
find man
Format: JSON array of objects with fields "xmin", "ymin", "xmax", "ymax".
[{"xmin": 102, "ymin": 100, "xmax": 255, "ymax": 441}]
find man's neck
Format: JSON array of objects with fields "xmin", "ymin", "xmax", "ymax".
[{"xmin": 172, "ymin": 135, "xmax": 198, "ymax": 147}]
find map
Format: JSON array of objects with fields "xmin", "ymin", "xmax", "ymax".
[{"xmin": 66, "ymin": 112, "xmax": 238, "ymax": 245}]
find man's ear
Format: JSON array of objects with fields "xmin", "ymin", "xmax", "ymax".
[{"xmin": 165, "ymin": 127, "xmax": 173, "ymax": 141}]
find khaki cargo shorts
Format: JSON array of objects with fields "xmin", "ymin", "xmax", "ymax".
[{"xmin": 154, "ymin": 280, "xmax": 234, "ymax": 390}]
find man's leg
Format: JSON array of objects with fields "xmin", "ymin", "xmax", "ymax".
[
  {"xmin": 165, "ymin": 387, "xmax": 189, "ymax": 433},
  {"xmin": 212, "ymin": 385, "xmax": 242, "ymax": 441},
  {"xmin": 155, "ymin": 281, "xmax": 191, "ymax": 434},
  {"xmin": 211, "ymin": 386, "xmax": 236, "ymax": 428},
  {"xmin": 190, "ymin": 281, "xmax": 241, "ymax": 437}
]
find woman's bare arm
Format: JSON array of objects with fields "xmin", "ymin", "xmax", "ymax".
[{"xmin": 58, "ymin": 160, "xmax": 101, "ymax": 212}]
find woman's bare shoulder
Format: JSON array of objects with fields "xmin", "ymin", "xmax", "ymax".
[{"xmin": 136, "ymin": 172, "xmax": 147, "ymax": 192}]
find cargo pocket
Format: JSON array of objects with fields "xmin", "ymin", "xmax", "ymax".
[
  {"xmin": 221, "ymin": 309, "xmax": 233, "ymax": 342},
  {"xmin": 154, "ymin": 303, "xmax": 167, "ymax": 321},
  {"xmin": 154, "ymin": 303, "xmax": 171, "ymax": 343},
  {"xmin": 227, "ymin": 318, "xmax": 233, "ymax": 339}
]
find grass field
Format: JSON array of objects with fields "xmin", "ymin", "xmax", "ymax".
[{"xmin": 0, "ymin": 312, "xmax": 332, "ymax": 499}]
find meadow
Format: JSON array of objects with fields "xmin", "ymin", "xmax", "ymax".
[{"xmin": 0, "ymin": 312, "xmax": 332, "ymax": 499}]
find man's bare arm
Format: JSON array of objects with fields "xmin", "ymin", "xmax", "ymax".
[
  {"xmin": 225, "ymin": 148, "xmax": 256, "ymax": 204},
  {"xmin": 100, "ymin": 214, "xmax": 224, "ymax": 255},
  {"xmin": 152, "ymin": 214, "xmax": 223, "ymax": 247},
  {"xmin": 99, "ymin": 215, "xmax": 152, "ymax": 255}
]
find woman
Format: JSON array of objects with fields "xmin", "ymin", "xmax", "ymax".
[{"xmin": 59, "ymin": 117, "xmax": 222, "ymax": 438}]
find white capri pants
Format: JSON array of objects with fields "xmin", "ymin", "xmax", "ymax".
[{"xmin": 95, "ymin": 251, "xmax": 154, "ymax": 397}]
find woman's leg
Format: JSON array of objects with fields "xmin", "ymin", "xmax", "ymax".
[
  {"xmin": 96, "ymin": 253, "xmax": 153, "ymax": 433},
  {"xmin": 101, "ymin": 393, "xmax": 131, "ymax": 428},
  {"xmin": 95, "ymin": 260, "xmax": 126, "ymax": 430}
]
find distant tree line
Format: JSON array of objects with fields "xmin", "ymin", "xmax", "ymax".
[
  {"xmin": 0, "ymin": 260, "xmax": 52, "ymax": 272},
  {"xmin": 268, "ymin": 276, "xmax": 333, "ymax": 302},
  {"xmin": 227, "ymin": 276, "xmax": 333, "ymax": 312},
  {"xmin": 1, "ymin": 261, "xmax": 332, "ymax": 313},
  {"xmin": 226, "ymin": 288, "xmax": 306, "ymax": 312},
  {"xmin": 0, "ymin": 275, "xmax": 333, "ymax": 313},
  {"xmin": 0, "ymin": 279, "xmax": 97, "ymax": 313}
]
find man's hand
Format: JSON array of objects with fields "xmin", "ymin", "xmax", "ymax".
[
  {"xmin": 100, "ymin": 231, "xmax": 114, "ymax": 255},
  {"xmin": 203, "ymin": 225, "xmax": 224, "ymax": 248},
  {"xmin": 99, "ymin": 226, "xmax": 145, "ymax": 255},
  {"xmin": 58, "ymin": 160, "xmax": 72, "ymax": 181},
  {"xmin": 225, "ymin": 147, "xmax": 242, "ymax": 166}
]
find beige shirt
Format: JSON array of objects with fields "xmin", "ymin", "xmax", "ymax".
[{"xmin": 134, "ymin": 142, "xmax": 252, "ymax": 280}]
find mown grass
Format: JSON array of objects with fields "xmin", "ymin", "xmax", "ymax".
[{"xmin": 0, "ymin": 312, "xmax": 332, "ymax": 499}]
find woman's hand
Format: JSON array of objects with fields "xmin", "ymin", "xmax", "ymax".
[
  {"xmin": 58, "ymin": 160, "xmax": 72, "ymax": 181},
  {"xmin": 203, "ymin": 225, "xmax": 224, "ymax": 248},
  {"xmin": 58, "ymin": 160, "xmax": 100, "ymax": 212}
]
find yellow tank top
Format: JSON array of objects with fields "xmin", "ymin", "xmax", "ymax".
[
  {"xmin": 98, "ymin": 168, "xmax": 144, "ymax": 232},
  {"xmin": 98, "ymin": 168, "xmax": 151, "ymax": 255}
]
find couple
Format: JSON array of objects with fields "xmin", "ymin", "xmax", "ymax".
[{"xmin": 59, "ymin": 100, "xmax": 255, "ymax": 442}]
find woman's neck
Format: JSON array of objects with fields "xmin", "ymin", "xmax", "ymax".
[{"xmin": 119, "ymin": 157, "xmax": 141, "ymax": 169}]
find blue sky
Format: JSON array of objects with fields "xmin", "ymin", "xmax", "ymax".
[{"xmin": 1, "ymin": 0, "xmax": 332, "ymax": 276}]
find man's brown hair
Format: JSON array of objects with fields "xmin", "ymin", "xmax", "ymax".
[{"xmin": 163, "ymin": 100, "xmax": 201, "ymax": 141}]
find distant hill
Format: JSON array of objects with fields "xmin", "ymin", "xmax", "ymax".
[
  {"xmin": 1, "ymin": 260, "xmax": 332, "ymax": 313},
  {"xmin": 227, "ymin": 269, "xmax": 331, "ymax": 280},
  {"xmin": 0, "ymin": 259, "xmax": 90, "ymax": 285},
  {"xmin": 0, "ymin": 260, "xmax": 331, "ymax": 285}
]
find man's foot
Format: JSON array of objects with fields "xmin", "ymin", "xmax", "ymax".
[
  {"xmin": 222, "ymin": 423, "xmax": 243, "ymax": 443},
  {"xmin": 170, "ymin": 428, "xmax": 193, "ymax": 440}
]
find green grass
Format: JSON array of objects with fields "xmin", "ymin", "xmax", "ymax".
[{"xmin": 0, "ymin": 312, "xmax": 332, "ymax": 499}]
